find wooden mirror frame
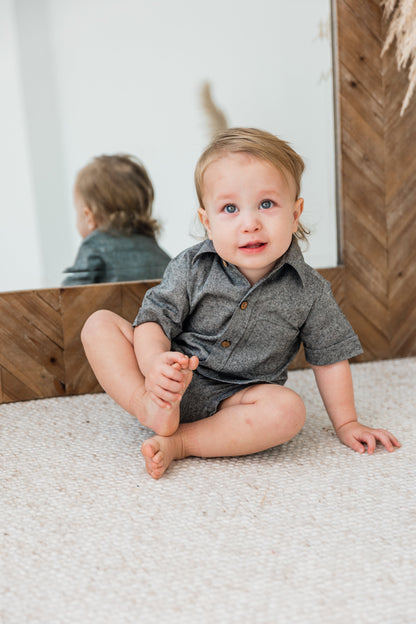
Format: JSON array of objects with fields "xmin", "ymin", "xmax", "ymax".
[{"xmin": 1, "ymin": 0, "xmax": 415, "ymax": 403}]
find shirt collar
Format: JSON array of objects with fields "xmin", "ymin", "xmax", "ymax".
[
  {"xmin": 192, "ymin": 237, "xmax": 308, "ymax": 285},
  {"xmin": 192, "ymin": 238, "xmax": 217, "ymax": 261},
  {"xmin": 273, "ymin": 238, "xmax": 308, "ymax": 286}
]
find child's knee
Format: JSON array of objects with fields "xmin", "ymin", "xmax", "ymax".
[
  {"xmin": 81, "ymin": 309, "xmax": 114, "ymax": 345},
  {"xmin": 290, "ymin": 392, "xmax": 306, "ymax": 432},
  {"xmin": 271, "ymin": 386, "xmax": 306, "ymax": 433}
]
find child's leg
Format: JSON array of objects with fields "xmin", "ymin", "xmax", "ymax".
[
  {"xmin": 81, "ymin": 310, "xmax": 191, "ymax": 436},
  {"xmin": 142, "ymin": 383, "xmax": 305, "ymax": 479}
]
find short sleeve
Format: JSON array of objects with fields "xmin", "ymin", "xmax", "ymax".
[
  {"xmin": 301, "ymin": 280, "xmax": 363, "ymax": 366},
  {"xmin": 62, "ymin": 244, "xmax": 105, "ymax": 286},
  {"xmin": 133, "ymin": 252, "xmax": 191, "ymax": 340}
]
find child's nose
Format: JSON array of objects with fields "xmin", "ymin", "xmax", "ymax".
[{"xmin": 241, "ymin": 210, "xmax": 261, "ymax": 232}]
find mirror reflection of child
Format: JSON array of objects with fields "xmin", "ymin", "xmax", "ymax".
[
  {"xmin": 62, "ymin": 154, "xmax": 171, "ymax": 286},
  {"xmin": 81, "ymin": 128, "xmax": 401, "ymax": 479}
]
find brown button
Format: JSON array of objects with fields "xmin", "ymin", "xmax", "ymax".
[
  {"xmin": 221, "ymin": 340, "xmax": 231, "ymax": 348},
  {"xmin": 240, "ymin": 301, "xmax": 248, "ymax": 310}
]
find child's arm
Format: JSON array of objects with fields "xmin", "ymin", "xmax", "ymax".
[
  {"xmin": 312, "ymin": 360, "xmax": 401, "ymax": 454},
  {"xmin": 134, "ymin": 322, "xmax": 198, "ymax": 408}
]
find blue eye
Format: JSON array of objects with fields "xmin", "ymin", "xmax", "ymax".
[
  {"xmin": 224, "ymin": 204, "xmax": 238, "ymax": 214},
  {"xmin": 260, "ymin": 200, "xmax": 273, "ymax": 209}
]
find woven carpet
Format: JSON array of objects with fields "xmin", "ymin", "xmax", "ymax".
[{"xmin": 1, "ymin": 358, "xmax": 415, "ymax": 624}]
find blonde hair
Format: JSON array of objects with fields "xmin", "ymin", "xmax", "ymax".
[
  {"xmin": 194, "ymin": 127, "xmax": 309, "ymax": 242},
  {"xmin": 75, "ymin": 154, "xmax": 159, "ymax": 237}
]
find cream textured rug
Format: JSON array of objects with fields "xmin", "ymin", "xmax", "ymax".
[{"xmin": 1, "ymin": 358, "xmax": 415, "ymax": 624}]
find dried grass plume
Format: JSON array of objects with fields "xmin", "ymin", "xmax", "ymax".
[
  {"xmin": 200, "ymin": 81, "xmax": 228, "ymax": 138},
  {"xmin": 381, "ymin": 0, "xmax": 416, "ymax": 115}
]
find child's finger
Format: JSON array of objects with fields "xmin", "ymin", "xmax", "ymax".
[
  {"xmin": 346, "ymin": 435, "xmax": 366, "ymax": 454},
  {"xmin": 374, "ymin": 430, "xmax": 401, "ymax": 452},
  {"xmin": 359, "ymin": 430, "xmax": 400, "ymax": 454},
  {"xmin": 148, "ymin": 391, "xmax": 172, "ymax": 409},
  {"xmin": 363, "ymin": 434, "xmax": 376, "ymax": 455},
  {"xmin": 374, "ymin": 433, "xmax": 393, "ymax": 452},
  {"xmin": 387, "ymin": 432, "xmax": 401, "ymax": 448}
]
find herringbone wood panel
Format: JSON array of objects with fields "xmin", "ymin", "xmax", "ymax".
[
  {"xmin": 0, "ymin": 282, "xmax": 158, "ymax": 403},
  {"xmin": 1, "ymin": 0, "xmax": 415, "ymax": 402},
  {"xmin": 0, "ymin": 290, "xmax": 64, "ymax": 402},
  {"xmin": 337, "ymin": 0, "xmax": 416, "ymax": 362}
]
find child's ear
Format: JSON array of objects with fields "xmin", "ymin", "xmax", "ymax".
[
  {"xmin": 84, "ymin": 206, "xmax": 97, "ymax": 232},
  {"xmin": 292, "ymin": 198, "xmax": 304, "ymax": 233},
  {"xmin": 197, "ymin": 206, "xmax": 212, "ymax": 239}
]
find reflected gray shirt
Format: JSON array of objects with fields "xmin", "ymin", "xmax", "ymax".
[
  {"xmin": 133, "ymin": 238, "xmax": 362, "ymax": 386},
  {"xmin": 62, "ymin": 229, "xmax": 171, "ymax": 286}
]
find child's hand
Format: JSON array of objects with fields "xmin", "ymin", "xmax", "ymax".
[
  {"xmin": 145, "ymin": 352, "xmax": 198, "ymax": 409},
  {"xmin": 335, "ymin": 421, "xmax": 401, "ymax": 454}
]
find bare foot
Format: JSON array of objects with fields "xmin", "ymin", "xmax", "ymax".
[
  {"xmin": 130, "ymin": 362, "xmax": 196, "ymax": 436},
  {"xmin": 141, "ymin": 435, "xmax": 184, "ymax": 479},
  {"xmin": 142, "ymin": 392, "xmax": 181, "ymax": 436}
]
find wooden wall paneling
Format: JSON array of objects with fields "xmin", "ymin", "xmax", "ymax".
[
  {"xmin": 120, "ymin": 281, "xmax": 157, "ymax": 324},
  {"xmin": 338, "ymin": 0, "xmax": 416, "ymax": 360},
  {"xmin": 337, "ymin": 0, "xmax": 389, "ymax": 362},
  {"xmin": 336, "ymin": 0, "xmax": 416, "ymax": 362},
  {"xmin": 383, "ymin": 40, "xmax": 416, "ymax": 359},
  {"xmin": 342, "ymin": 0, "xmax": 381, "ymax": 39},
  {"xmin": 337, "ymin": 1, "xmax": 383, "ymax": 105},
  {"xmin": 0, "ymin": 281, "xmax": 158, "ymax": 403},
  {"xmin": 0, "ymin": 290, "xmax": 64, "ymax": 402}
]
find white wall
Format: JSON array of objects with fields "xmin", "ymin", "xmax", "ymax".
[
  {"xmin": 0, "ymin": 0, "xmax": 43, "ymax": 291},
  {"xmin": 1, "ymin": 0, "xmax": 337, "ymax": 292}
]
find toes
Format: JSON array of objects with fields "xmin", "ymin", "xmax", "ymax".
[
  {"xmin": 189, "ymin": 355, "xmax": 199, "ymax": 370},
  {"xmin": 141, "ymin": 439, "xmax": 160, "ymax": 459},
  {"xmin": 144, "ymin": 452, "xmax": 166, "ymax": 480},
  {"xmin": 150, "ymin": 465, "xmax": 165, "ymax": 480},
  {"xmin": 141, "ymin": 436, "xmax": 173, "ymax": 479},
  {"xmin": 152, "ymin": 450, "xmax": 164, "ymax": 465}
]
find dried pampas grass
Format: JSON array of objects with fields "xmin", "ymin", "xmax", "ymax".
[
  {"xmin": 200, "ymin": 81, "xmax": 228, "ymax": 138},
  {"xmin": 382, "ymin": 0, "xmax": 416, "ymax": 115}
]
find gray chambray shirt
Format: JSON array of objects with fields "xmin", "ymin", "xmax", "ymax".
[{"xmin": 133, "ymin": 238, "xmax": 363, "ymax": 386}]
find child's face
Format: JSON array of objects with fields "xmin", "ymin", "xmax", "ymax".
[
  {"xmin": 74, "ymin": 190, "xmax": 97, "ymax": 239},
  {"xmin": 198, "ymin": 153, "xmax": 304, "ymax": 285}
]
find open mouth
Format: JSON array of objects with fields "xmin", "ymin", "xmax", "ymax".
[{"xmin": 240, "ymin": 242, "xmax": 266, "ymax": 250}]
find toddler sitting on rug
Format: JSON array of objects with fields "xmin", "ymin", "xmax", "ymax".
[{"xmin": 81, "ymin": 128, "xmax": 401, "ymax": 479}]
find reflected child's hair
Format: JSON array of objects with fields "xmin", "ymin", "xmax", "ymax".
[
  {"xmin": 75, "ymin": 154, "xmax": 160, "ymax": 237},
  {"xmin": 194, "ymin": 127, "xmax": 309, "ymax": 243}
]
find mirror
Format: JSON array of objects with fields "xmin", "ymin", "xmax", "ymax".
[
  {"xmin": 2, "ymin": 0, "xmax": 416, "ymax": 403},
  {"xmin": 1, "ymin": 0, "xmax": 336, "ymax": 292}
]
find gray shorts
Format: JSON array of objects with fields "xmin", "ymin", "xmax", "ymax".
[{"xmin": 179, "ymin": 372, "xmax": 257, "ymax": 423}]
